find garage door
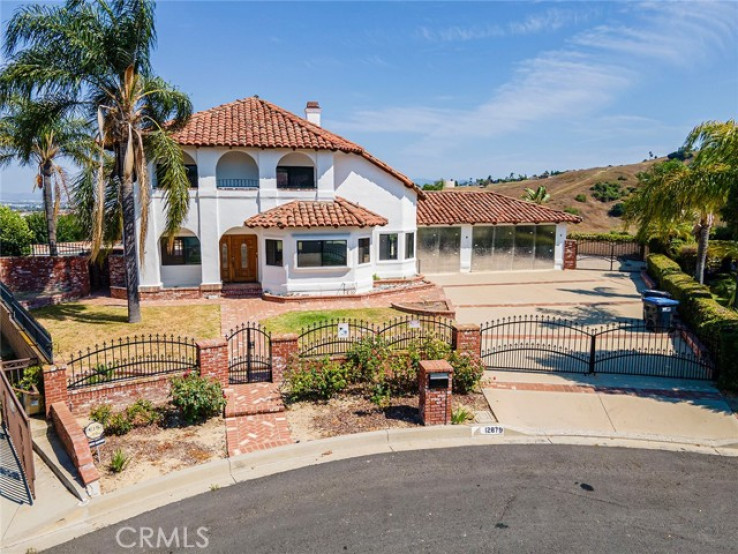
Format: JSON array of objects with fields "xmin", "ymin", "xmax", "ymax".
[
  {"xmin": 471, "ymin": 225, "xmax": 556, "ymax": 272},
  {"xmin": 418, "ymin": 227, "xmax": 461, "ymax": 274}
]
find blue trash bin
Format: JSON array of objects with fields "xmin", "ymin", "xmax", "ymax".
[{"xmin": 642, "ymin": 296, "xmax": 679, "ymax": 331}]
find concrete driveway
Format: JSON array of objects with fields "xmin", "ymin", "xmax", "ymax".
[
  {"xmin": 483, "ymin": 371, "xmax": 738, "ymax": 446},
  {"xmin": 429, "ymin": 269, "xmax": 645, "ymax": 325}
]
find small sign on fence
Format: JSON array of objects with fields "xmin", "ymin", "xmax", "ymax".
[
  {"xmin": 337, "ymin": 323, "xmax": 349, "ymax": 339},
  {"xmin": 84, "ymin": 422, "xmax": 106, "ymax": 462},
  {"xmin": 409, "ymin": 319, "xmax": 421, "ymax": 329}
]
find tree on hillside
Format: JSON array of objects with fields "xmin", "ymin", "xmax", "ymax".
[
  {"xmin": 0, "ymin": 97, "xmax": 89, "ymax": 255},
  {"xmin": 1, "ymin": 0, "xmax": 193, "ymax": 323},
  {"xmin": 521, "ymin": 185, "xmax": 550, "ymax": 204}
]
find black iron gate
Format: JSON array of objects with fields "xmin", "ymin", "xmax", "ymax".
[
  {"xmin": 480, "ymin": 316, "xmax": 716, "ymax": 380},
  {"xmin": 225, "ymin": 323, "xmax": 272, "ymax": 384},
  {"xmin": 575, "ymin": 239, "xmax": 647, "ymax": 272}
]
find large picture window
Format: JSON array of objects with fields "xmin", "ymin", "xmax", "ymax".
[
  {"xmin": 379, "ymin": 233, "xmax": 398, "ymax": 261},
  {"xmin": 160, "ymin": 236, "xmax": 201, "ymax": 265},
  {"xmin": 265, "ymin": 239, "xmax": 283, "ymax": 266},
  {"xmin": 297, "ymin": 240, "xmax": 347, "ymax": 267},
  {"xmin": 277, "ymin": 166, "xmax": 315, "ymax": 189}
]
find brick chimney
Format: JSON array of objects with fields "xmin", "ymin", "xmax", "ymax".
[{"xmin": 305, "ymin": 101, "xmax": 321, "ymax": 127}]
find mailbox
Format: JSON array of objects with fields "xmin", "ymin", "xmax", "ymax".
[{"xmin": 428, "ymin": 372, "xmax": 449, "ymax": 390}]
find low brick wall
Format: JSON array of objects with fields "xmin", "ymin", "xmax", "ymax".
[
  {"xmin": 49, "ymin": 402, "xmax": 100, "ymax": 490},
  {"xmin": 108, "ymin": 254, "xmax": 126, "ymax": 288},
  {"xmin": 66, "ymin": 372, "xmax": 183, "ymax": 417},
  {"xmin": 0, "ymin": 255, "xmax": 90, "ymax": 298}
]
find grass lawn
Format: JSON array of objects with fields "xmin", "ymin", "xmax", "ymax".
[
  {"xmin": 262, "ymin": 307, "xmax": 403, "ymax": 334},
  {"xmin": 32, "ymin": 303, "xmax": 221, "ymax": 360}
]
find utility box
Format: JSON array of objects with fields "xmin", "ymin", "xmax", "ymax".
[
  {"xmin": 418, "ymin": 360, "xmax": 453, "ymax": 425},
  {"xmin": 642, "ymin": 296, "xmax": 680, "ymax": 332}
]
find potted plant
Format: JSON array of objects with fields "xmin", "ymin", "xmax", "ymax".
[{"xmin": 13, "ymin": 365, "xmax": 44, "ymax": 416}]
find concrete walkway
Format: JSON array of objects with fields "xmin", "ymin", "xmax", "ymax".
[
  {"xmin": 429, "ymin": 269, "xmax": 645, "ymax": 323},
  {"xmin": 483, "ymin": 371, "xmax": 738, "ymax": 444}
]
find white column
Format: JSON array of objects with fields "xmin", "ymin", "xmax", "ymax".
[
  {"xmin": 554, "ymin": 223, "xmax": 567, "ymax": 270},
  {"xmin": 460, "ymin": 224, "xmax": 473, "ymax": 272}
]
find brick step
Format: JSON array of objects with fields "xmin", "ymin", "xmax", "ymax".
[
  {"xmin": 221, "ymin": 283, "xmax": 263, "ymax": 298},
  {"xmin": 224, "ymin": 382, "xmax": 284, "ymax": 418}
]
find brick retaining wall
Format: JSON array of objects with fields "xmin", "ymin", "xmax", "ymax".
[
  {"xmin": 50, "ymin": 402, "xmax": 100, "ymax": 492},
  {"xmin": 0, "ymin": 255, "xmax": 90, "ymax": 298}
]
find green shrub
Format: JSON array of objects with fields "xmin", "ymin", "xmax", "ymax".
[
  {"xmin": 574, "ymin": 194, "xmax": 587, "ymax": 203},
  {"xmin": 105, "ymin": 412, "xmax": 132, "ymax": 436},
  {"xmin": 451, "ymin": 407, "xmax": 472, "ymax": 425},
  {"xmin": 449, "ymin": 351, "xmax": 484, "ymax": 394},
  {"xmin": 564, "ymin": 207, "xmax": 581, "ymax": 216},
  {"xmin": 369, "ymin": 382, "xmax": 391, "ymax": 408},
  {"xmin": 16, "ymin": 366, "xmax": 43, "ymax": 393},
  {"xmin": 608, "ymin": 203, "xmax": 625, "ymax": 217},
  {"xmin": 345, "ymin": 336, "xmax": 392, "ymax": 383},
  {"xmin": 170, "ymin": 373, "xmax": 226, "ymax": 423},
  {"xmin": 110, "ymin": 448, "xmax": 130, "ymax": 473},
  {"xmin": 285, "ymin": 357, "xmax": 349, "ymax": 402},
  {"xmin": 590, "ymin": 181, "xmax": 626, "ymax": 202},
  {"xmin": 0, "ymin": 205, "xmax": 34, "ymax": 256},
  {"xmin": 616, "ymin": 175, "xmax": 627, "ymax": 181},
  {"xmin": 89, "ymin": 404, "xmax": 113, "ymax": 427},
  {"xmin": 568, "ymin": 231, "xmax": 637, "ymax": 242},
  {"xmin": 647, "ymin": 253, "xmax": 738, "ymax": 390},
  {"xmin": 125, "ymin": 399, "xmax": 160, "ymax": 427}
]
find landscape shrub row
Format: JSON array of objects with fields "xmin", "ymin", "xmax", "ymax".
[
  {"xmin": 569, "ymin": 231, "xmax": 639, "ymax": 242},
  {"xmin": 647, "ymin": 254, "xmax": 738, "ymax": 390},
  {"xmin": 284, "ymin": 336, "xmax": 484, "ymax": 405}
]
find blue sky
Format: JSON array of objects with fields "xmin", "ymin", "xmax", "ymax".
[{"xmin": 1, "ymin": 0, "xmax": 737, "ymax": 199}]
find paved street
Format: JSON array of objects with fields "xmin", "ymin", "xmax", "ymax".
[{"xmin": 49, "ymin": 445, "xmax": 738, "ymax": 553}]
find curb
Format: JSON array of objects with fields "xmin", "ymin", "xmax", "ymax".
[{"xmin": 6, "ymin": 425, "xmax": 738, "ymax": 553}]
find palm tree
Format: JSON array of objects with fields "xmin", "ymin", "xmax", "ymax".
[
  {"xmin": 0, "ymin": 97, "xmax": 89, "ymax": 256},
  {"xmin": 521, "ymin": 185, "xmax": 551, "ymax": 204},
  {"xmin": 1, "ymin": 0, "xmax": 192, "ymax": 323},
  {"xmin": 686, "ymin": 120, "xmax": 738, "ymax": 306}
]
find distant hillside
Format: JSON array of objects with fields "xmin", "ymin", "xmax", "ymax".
[{"xmin": 477, "ymin": 158, "xmax": 662, "ymax": 233}]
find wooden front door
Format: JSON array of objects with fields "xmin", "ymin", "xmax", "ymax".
[{"xmin": 220, "ymin": 235, "xmax": 258, "ymax": 282}]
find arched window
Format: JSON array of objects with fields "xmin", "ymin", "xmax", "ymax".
[
  {"xmin": 277, "ymin": 153, "xmax": 315, "ymax": 189},
  {"xmin": 160, "ymin": 234, "xmax": 201, "ymax": 265}
]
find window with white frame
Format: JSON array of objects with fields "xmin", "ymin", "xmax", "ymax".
[
  {"xmin": 379, "ymin": 233, "xmax": 398, "ymax": 261},
  {"xmin": 297, "ymin": 240, "xmax": 347, "ymax": 267},
  {"xmin": 265, "ymin": 239, "xmax": 283, "ymax": 266},
  {"xmin": 358, "ymin": 238, "xmax": 371, "ymax": 264}
]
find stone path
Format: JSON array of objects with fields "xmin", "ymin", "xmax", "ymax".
[{"xmin": 224, "ymin": 383, "xmax": 293, "ymax": 457}]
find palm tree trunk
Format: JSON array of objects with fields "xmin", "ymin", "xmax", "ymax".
[
  {"xmin": 694, "ymin": 214, "xmax": 712, "ymax": 285},
  {"xmin": 118, "ymin": 148, "xmax": 142, "ymax": 323},
  {"xmin": 42, "ymin": 161, "xmax": 57, "ymax": 256}
]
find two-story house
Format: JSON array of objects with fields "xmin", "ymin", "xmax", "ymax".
[{"xmin": 132, "ymin": 96, "xmax": 579, "ymax": 299}]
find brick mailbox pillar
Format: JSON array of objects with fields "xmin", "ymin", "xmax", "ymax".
[
  {"xmin": 452, "ymin": 323, "xmax": 481, "ymax": 358},
  {"xmin": 197, "ymin": 339, "xmax": 229, "ymax": 389},
  {"xmin": 42, "ymin": 365, "xmax": 68, "ymax": 418},
  {"xmin": 563, "ymin": 239, "xmax": 578, "ymax": 270},
  {"xmin": 271, "ymin": 333, "xmax": 299, "ymax": 385},
  {"xmin": 418, "ymin": 360, "xmax": 454, "ymax": 426}
]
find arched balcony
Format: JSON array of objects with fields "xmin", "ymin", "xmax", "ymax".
[
  {"xmin": 276, "ymin": 152, "xmax": 316, "ymax": 189},
  {"xmin": 216, "ymin": 151, "xmax": 259, "ymax": 189}
]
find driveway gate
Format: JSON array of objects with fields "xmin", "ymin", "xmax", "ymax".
[
  {"xmin": 225, "ymin": 323, "xmax": 272, "ymax": 384},
  {"xmin": 575, "ymin": 239, "xmax": 647, "ymax": 272},
  {"xmin": 480, "ymin": 316, "xmax": 716, "ymax": 380}
]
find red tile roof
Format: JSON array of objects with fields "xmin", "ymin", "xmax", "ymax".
[
  {"xmin": 244, "ymin": 197, "xmax": 388, "ymax": 229},
  {"xmin": 417, "ymin": 190, "xmax": 583, "ymax": 225},
  {"xmin": 171, "ymin": 96, "xmax": 421, "ymax": 196}
]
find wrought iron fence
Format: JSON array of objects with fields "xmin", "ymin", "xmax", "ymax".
[
  {"xmin": 216, "ymin": 178, "xmax": 259, "ymax": 189},
  {"xmin": 0, "ymin": 282, "xmax": 53, "ymax": 363},
  {"xmin": 29, "ymin": 242, "xmax": 91, "ymax": 256},
  {"xmin": 298, "ymin": 315, "xmax": 455, "ymax": 358},
  {"xmin": 575, "ymin": 239, "xmax": 647, "ymax": 272},
  {"xmin": 66, "ymin": 334, "xmax": 198, "ymax": 389},
  {"xmin": 225, "ymin": 322, "xmax": 272, "ymax": 384},
  {"xmin": 480, "ymin": 315, "xmax": 716, "ymax": 380}
]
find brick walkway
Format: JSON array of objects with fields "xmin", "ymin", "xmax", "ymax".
[
  {"xmin": 487, "ymin": 381, "xmax": 725, "ymax": 401},
  {"xmin": 224, "ymin": 383, "xmax": 293, "ymax": 457}
]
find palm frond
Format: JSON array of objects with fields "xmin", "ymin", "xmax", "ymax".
[{"xmin": 147, "ymin": 128, "xmax": 189, "ymax": 246}]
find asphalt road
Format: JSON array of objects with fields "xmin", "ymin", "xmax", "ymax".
[{"xmin": 49, "ymin": 445, "xmax": 738, "ymax": 553}]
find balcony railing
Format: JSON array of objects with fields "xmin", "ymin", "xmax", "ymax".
[{"xmin": 217, "ymin": 178, "xmax": 259, "ymax": 189}]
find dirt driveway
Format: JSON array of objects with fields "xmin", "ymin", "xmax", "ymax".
[{"xmin": 429, "ymin": 269, "xmax": 645, "ymax": 325}]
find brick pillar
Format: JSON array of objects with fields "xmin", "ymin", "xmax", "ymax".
[
  {"xmin": 418, "ymin": 360, "xmax": 453, "ymax": 426},
  {"xmin": 563, "ymin": 239, "xmax": 577, "ymax": 270},
  {"xmin": 197, "ymin": 339, "xmax": 229, "ymax": 389},
  {"xmin": 452, "ymin": 323, "xmax": 481, "ymax": 358},
  {"xmin": 42, "ymin": 365, "xmax": 68, "ymax": 418},
  {"xmin": 271, "ymin": 333, "xmax": 299, "ymax": 385}
]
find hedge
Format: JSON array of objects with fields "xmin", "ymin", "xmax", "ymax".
[
  {"xmin": 569, "ymin": 231, "xmax": 639, "ymax": 243},
  {"xmin": 647, "ymin": 254, "xmax": 738, "ymax": 390}
]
